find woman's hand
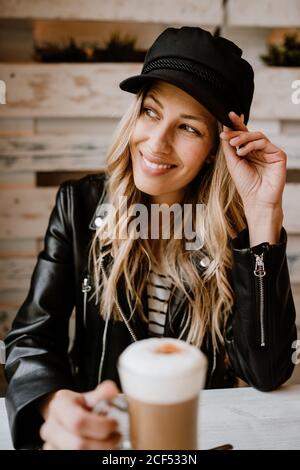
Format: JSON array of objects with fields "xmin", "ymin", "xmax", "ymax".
[
  {"xmin": 220, "ymin": 111, "xmax": 287, "ymax": 212},
  {"xmin": 39, "ymin": 380, "xmax": 121, "ymax": 450}
]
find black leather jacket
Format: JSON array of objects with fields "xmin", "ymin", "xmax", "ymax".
[{"xmin": 4, "ymin": 173, "xmax": 297, "ymax": 449}]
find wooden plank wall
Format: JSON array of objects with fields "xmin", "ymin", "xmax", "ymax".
[
  {"xmin": 0, "ymin": 0, "xmax": 224, "ymax": 23},
  {"xmin": 0, "ymin": 2, "xmax": 299, "ymax": 387}
]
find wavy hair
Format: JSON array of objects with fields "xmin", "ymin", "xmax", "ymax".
[{"xmin": 89, "ymin": 82, "xmax": 247, "ymax": 351}]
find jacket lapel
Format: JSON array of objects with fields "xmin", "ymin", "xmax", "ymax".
[{"xmin": 88, "ymin": 187, "xmax": 208, "ymax": 342}]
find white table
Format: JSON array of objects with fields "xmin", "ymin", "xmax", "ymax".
[
  {"xmin": 199, "ymin": 384, "xmax": 300, "ymax": 450},
  {"xmin": 1, "ymin": 384, "xmax": 300, "ymax": 450},
  {"xmin": 0, "ymin": 398, "xmax": 13, "ymax": 449}
]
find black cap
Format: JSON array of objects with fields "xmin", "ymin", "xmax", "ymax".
[{"xmin": 119, "ymin": 26, "xmax": 254, "ymax": 128}]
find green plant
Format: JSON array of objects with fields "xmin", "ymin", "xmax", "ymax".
[
  {"xmin": 33, "ymin": 38, "xmax": 87, "ymax": 63},
  {"xmin": 33, "ymin": 32, "xmax": 146, "ymax": 63},
  {"xmin": 106, "ymin": 32, "xmax": 136, "ymax": 56},
  {"xmin": 94, "ymin": 32, "xmax": 145, "ymax": 62},
  {"xmin": 261, "ymin": 33, "xmax": 300, "ymax": 66}
]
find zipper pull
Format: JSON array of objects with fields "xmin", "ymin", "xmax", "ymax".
[
  {"xmin": 253, "ymin": 253, "xmax": 266, "ymax": 278},
  {"xmin": 82, "ymin": 275, "xmax": 91, "ymax": 293},
  {"xmin": 253, "ymin": 253, "xmax": 266, "ymax": 347},
  {"xmin": 82, "ymin": 275, "xmax": 91, "ymax": 329}
]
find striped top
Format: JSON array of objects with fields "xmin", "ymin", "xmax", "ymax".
[{"xmin": 147, "ymin": 269, "xmax": 172, "ymax": 337}]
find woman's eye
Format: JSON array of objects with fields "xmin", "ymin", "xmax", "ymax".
[
  {"xmin": 181, "ymin": 124, "xmax": 200, "ymax": 135},
  {"xmin": 142, "ymin": 107, "xmax": 156, "ymax": 118},
  {"xmin": 141, "ymin": 108, "xmax": 201, "ymax": 136}
]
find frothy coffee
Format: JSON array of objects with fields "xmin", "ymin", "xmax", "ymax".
[
  {"xmin": 118, "ymin": 338, "xmax": 207, "ymax": 449},
  {"xmin": 128, "ymin": 396, "xmax": 198, "ymax": 450}
]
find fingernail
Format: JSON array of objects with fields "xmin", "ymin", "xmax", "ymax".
[{"xmin": 93, "ymin": 399, "xmax": 110, "ymax": 415}]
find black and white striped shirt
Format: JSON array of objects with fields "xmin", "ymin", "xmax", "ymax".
[{"xmin": 147, "ymin": 269, "xmax": 172, "ymax": 337}]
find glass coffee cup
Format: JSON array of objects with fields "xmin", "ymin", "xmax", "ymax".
[{"xmin": 115, "ymin": 337, "xmax": 207, "ymax": 450}]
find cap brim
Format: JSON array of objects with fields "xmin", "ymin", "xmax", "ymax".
[{"xmin": 119, "ymin": 69, "xmax": 241, "ymax": 128}]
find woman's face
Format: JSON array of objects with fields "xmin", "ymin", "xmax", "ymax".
[{"xmin": 129, "ymin": 80, "xmax": 218, "ymax": 205}]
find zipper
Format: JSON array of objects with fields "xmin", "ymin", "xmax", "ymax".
[
  {"xmin": 98, "ymin": 255, "xmax": 137, "ymax": 383},
  {"xmin": 98, "ymin": 257, "xmax": 137, "ymax": 383},
  {"xmin": 98, "ymin": 313, "xmax": 109, "ymax": 383},
  {"xmin": 114, "ymin": 296, "xmax": 138, "ymax": 342},
  {"xmin": 210, "ymin": 349, "xmax": 217, "ymax": 385},
  {"xmin": 81, "ymin": 274, "xmax": 91, "ymax": 328},
  {"xmin": 99, "ymin": 255, "xmax": 137, "ymax": 343},
  {"xmin": 253, "ymin": 252, "xmax": 266, "ymax": 347}
]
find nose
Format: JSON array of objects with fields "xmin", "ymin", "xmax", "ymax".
[{"xmin": 148, "ymin": 122, "xmax": 172, "ymax": 154}]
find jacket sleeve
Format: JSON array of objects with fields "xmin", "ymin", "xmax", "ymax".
[
  {"xmin": 225, "ymin": 226, "xmax": 297, "ymax": 392},
  {"xmin": 4, "ymin": 181, "xmax": 76, "ymax": 449}
]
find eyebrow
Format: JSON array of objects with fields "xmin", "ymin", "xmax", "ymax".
[{"xmin": 145, "ymin": 93, "xmax": 209, "ymax": 125}]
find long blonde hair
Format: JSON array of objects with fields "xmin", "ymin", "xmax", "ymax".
[{"xmin": 90, "ymin": 84, "xmax": 246, "ymax": 351}]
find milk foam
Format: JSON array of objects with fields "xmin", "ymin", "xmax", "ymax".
[{"xmin": 118, "ymin": 338, "xmax": 207, "ymax": 404}]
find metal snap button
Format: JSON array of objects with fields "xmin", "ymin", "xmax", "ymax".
[
  {"xmin": 200, "ymin": 256, "xmax": 210, "ymax": 268},
  {"xmin": 95, "ymin": 216, "xmax": 103, "ymax": 227}
]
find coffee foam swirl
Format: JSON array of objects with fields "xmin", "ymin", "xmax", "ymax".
[{"xmin": 118, "ymin": 338, "xmax": 207, "ymax": 404}]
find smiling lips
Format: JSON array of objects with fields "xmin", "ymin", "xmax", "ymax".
[{"xmin": 139, "ymin": 151, "xmax": 177, "ymax": 175}]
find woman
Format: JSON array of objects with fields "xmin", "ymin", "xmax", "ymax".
[{"xmin": 4, "ymin": 26, "xmax": 296, "ymax": 450}]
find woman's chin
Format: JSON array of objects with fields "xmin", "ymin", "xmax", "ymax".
[{"xmin": 133, "ymin": 174, "xmax": 164, "ymax": 197}]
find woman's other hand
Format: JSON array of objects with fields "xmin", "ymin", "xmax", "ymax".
[{"xmin": 39, "ymin": 380, "xmax": 121, "ymax": 450}]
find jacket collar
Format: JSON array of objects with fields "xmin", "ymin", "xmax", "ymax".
[
  {"xmin": 87, "ymin": 180, "xmax": 209, "ymax": 345},
  {"xmin": 89, "ymin": 182, "xmax": 209, "ymax": 274},
  {"xmin": 89, "ymin": 178, "xmax": 110, "ymax": 231}
]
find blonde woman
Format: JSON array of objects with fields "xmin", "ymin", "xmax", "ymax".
[{"xmin": 4, "ymin": 27, "xmax": 296, "ymax": 450}]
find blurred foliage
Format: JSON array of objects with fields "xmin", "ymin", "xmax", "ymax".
[
  {"xmin": 261, "ymin": 33, "xmax": 300, "ymax": 66},
  {"xmin": 33, "ymin": 33, "xmax": 146, "ymax": 63}
]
